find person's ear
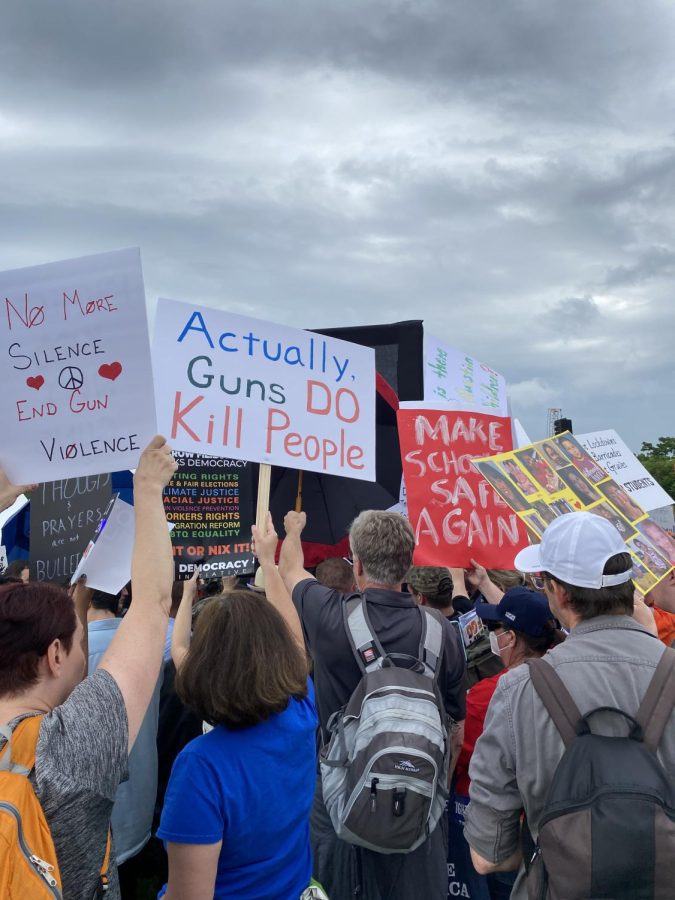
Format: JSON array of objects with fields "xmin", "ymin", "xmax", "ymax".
[
  {"xmin": 45, "ymin": 639, "xmax": 64, "ymax": 678},
  {"xmin": 549, "ymin": 578, "xmax": 570, "ymax": 611},
  {"xmin": 353, "ymin": 555, "xmax": 365, "ymax": 579}
]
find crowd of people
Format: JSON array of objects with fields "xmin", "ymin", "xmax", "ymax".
[{"xmin": 0, "ymin": 436, "xmax": 674, "ymax": 899}]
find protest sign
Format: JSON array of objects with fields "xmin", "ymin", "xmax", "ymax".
[
  {"xmin": 577, "ymin": 429, "xmax": 674, "ymax": 512},
  {"xmin": 0, "ymin": 248, "xmax": 157, "ymax": 483},
  {"xmin": 398, "ymin": 406, "xmax": 528, "ymax": 568},
  {"xmin": 152, "ymin": 299, "xmax": 376, "ymax": 480},
  {"xmin": 70, "ymin": 495, "xmax": 131, "ymax": 594},
  {"xmin": 457, "ymin": 609, "xmax": 486, "ymax": 649},
  {"xmin": 164, "ymin": 452, "xmax": 255, "ymax": 580},
  {"xmin": 513, "ymin": 418, "xmax": 533, "ymax": 449},
  {"xmin": 30, "ymin": 473, "xmax": 112, "ymax": 582},
  {"xmin": 387, "ymin": 476, "xmax": 408, "ymax": 517},
  {"xmin": 0, "ymin": 546, "xmax": 7, "ymax": 572},
  {"xmin": 473, "ymin": 432, "xmax": 675, "ymax": 594},
  {"xmin": 71, "ymin": 495, "xmax": 175, "ymax": 593},
  {"xmin": 423, "ymin": 334, "xmax": 508, "ymax": 416}
]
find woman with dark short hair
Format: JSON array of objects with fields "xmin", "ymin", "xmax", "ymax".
[
  {"xmin": 0, "ymin": 437, "xmax": 177, "ymax": 900},
  {"xmin": 157, "ymin": 513, "xmax": 319, "ymax": 900}
]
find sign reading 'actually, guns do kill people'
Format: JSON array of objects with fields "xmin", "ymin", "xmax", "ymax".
[
  {"xmin": 0, "ymin": 248, "xmax": 157, "ymax": 483},
  {"xmin": 152, "ymin": 299, "xmax": 376, "ymax": 479}
]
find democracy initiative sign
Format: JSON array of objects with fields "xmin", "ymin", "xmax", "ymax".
[{"xmin": 164, "ymin": 452, "xmax": 254, "ymax": 579}]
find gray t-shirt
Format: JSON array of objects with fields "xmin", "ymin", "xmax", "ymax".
[{"xmin": 2, "ymin": 669, "xmax": 128, "ymax": 899}]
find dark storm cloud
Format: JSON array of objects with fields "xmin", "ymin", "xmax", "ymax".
[{"xmin": 0, "ymin": 0, "xmax": 674, "ymax": 452}]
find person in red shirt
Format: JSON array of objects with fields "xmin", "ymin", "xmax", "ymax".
[
  {"xmin": 450, "ymin": 588, "xmax": 565, "ymax": 900},
  {"xmin": 644, "ymin": 569, "xmax": 675, "ymax": 647}
]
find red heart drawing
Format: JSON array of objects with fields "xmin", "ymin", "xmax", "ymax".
[
  {"xmin": 26, "ymin": 376, "xmax": 44, "ymax": 391},
  {"xmin": 98, "ymin": 362, "xmax": 123, "ymax": 381}
]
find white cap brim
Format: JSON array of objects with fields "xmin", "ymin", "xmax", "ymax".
[{"xmin": 514, "ymin": 544, "xmax": 545, "ymax": 573}]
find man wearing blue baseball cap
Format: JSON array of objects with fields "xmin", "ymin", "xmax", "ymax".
[{"xmin": 464, "ymin": 512, "xmax": 675, "ymax": 900}]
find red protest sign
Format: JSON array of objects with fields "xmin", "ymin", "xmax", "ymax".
[{"xmin": 398, "ymin": 408, "xmax": 529, "ymax": 568}]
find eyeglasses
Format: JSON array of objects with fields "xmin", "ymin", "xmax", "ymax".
[{"xmin": 530, "ymin": 573, "xmax": 546, "ymax": 591}]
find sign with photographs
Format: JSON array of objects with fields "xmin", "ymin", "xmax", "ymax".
[{"xmin": 472, "ymin": 432, "xmax": 675, "ymax": 596}]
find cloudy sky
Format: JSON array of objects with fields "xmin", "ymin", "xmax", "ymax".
[{"xmin": 1, "ymin": 0, "xmax": 674, "ymax": 450}]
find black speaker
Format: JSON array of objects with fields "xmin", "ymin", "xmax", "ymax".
[{"xmin": 554, "ymin": 417, "xmax": 573, "ymax": 435}]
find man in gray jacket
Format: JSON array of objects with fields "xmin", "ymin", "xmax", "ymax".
[{"xmin": 464, "ymin": 511, "xmax": 675, "ymax": 900}]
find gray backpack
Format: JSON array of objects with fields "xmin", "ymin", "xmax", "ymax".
[
  {"xmin": 523, "ymin": 652, "xmax": 675, "ymax": 900},
  {"xmin": 320, "ymin": 594, "xmax": 450, "ymax": 854}
]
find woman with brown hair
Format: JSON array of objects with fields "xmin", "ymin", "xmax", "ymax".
[{"xmin": 157, "ymin": 513, "xmax": 319, "ymax": 900}]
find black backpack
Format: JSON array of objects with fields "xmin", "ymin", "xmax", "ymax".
[{"xmin": 522, "ymin": 651, "xmax": 675, "ymax": 900}]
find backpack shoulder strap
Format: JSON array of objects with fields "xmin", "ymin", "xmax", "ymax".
[
  {"xmin": 635, "ymin": 648, "xmax": 675, "ymax": 753},
  {"xmin": 343, "ymin": 593, "xmax": 387, "ymax": 674},
  {"xmin": 98, "ymin": 830, "xmax": 113, "ymax": 895},
  {"xmin": 418, "ymin": 606, "xmax": 445, "ymax": 682},
  {"xmin": 525, "ymin": 658, "xmax": 582, "ymax": 749},
  {"xmin": 0, "ymin": 715, "xmax": 43, "ymax": 775}
]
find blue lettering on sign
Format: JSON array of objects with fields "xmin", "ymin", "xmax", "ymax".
[{"xmin": 176, "ymin": 311, "xmax": 352, "ymax": 383}]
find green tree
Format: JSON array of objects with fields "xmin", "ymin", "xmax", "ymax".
[{"xmin": 638, "ymin": 437, "xmax": 675, "ymax": 499}]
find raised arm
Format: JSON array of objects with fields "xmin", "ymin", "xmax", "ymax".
[
  {"xmin": 72, "ymin": 576, "xmax": 93, "ymax": 676},
  {"xmin": 278, "ymin": 510, "xmax": 313, "ymax": 594},
  {"xmin": 171, "ymin": 569, "xmax": 200, "ymax": 671},
  {"xmin": 467, "ymin": 559, "xmax": 504, "ymax": 605},
  {"xmin": 449, "ymin": 567, "xmax": 470, "ymax": 604},
  {"xmin": 99, "ymin": 435, "xmax": 177, "ymax": 750},
  {"xmin": 0, "ymin": 467, "xmax": 37, "ymax": 513},
  {"xmin": 252, "ymin": 511, "xmax": 305, "ymax": 652}
]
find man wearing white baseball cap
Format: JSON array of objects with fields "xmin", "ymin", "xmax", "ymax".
[{"xmin": 464, "ymin": 512, "xmax": 675, "ymax": 900}]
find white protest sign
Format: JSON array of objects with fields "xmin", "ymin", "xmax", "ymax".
[
  {"xmin": 0, "ymin": 248, "xmax": 157, "ymax": 483},
  {"xmin": 152, "ymin": 299, "xmax": 376, "ymax": 480},
  {"xmin": 387, "ymin": 476, "xmax": 408, "ymax": 517},
  {"xmin": 577, "ymin": 429, "xmax": 674, "ymax": 513},
  {"xmin": 71, "ymin": 496, "xmax": 174, "ymax": 594},
  {"xmin": 423, "ymin": 334, "xmax": 508, "ymax": 416},
  {"xmin": 513, "ymin": 418, "xmax": 533, "ymax": 449},
  {"xmin": 0, "ymin": 546, "xmax": 7, "ymax": 572}
]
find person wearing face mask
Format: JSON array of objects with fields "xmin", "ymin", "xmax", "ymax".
[{"xmin": 450, "ymin": 588, "xmax": 565, "ymax": 900}]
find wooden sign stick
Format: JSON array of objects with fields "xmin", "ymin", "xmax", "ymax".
[
  {"xmin": 295, "ymin": 470, "xmax": 304, "ymax": 513},
  {"xmin": 256, "ymin": 463, "xmax": 272, "ymax": 531}
]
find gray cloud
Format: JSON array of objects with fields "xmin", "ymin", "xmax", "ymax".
[{"xmin": 0, "ymin": 0, "xmax": 674, "ymax": 454}]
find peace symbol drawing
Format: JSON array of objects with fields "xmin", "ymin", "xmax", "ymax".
[{"xmin": 58, "ymin": 366, "xmax": 84, "ymax": 391}]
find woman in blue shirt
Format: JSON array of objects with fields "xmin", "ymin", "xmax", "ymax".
[{"xmin": 158, "ymin": 513, "xmax": 318, "ymax": 900}]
